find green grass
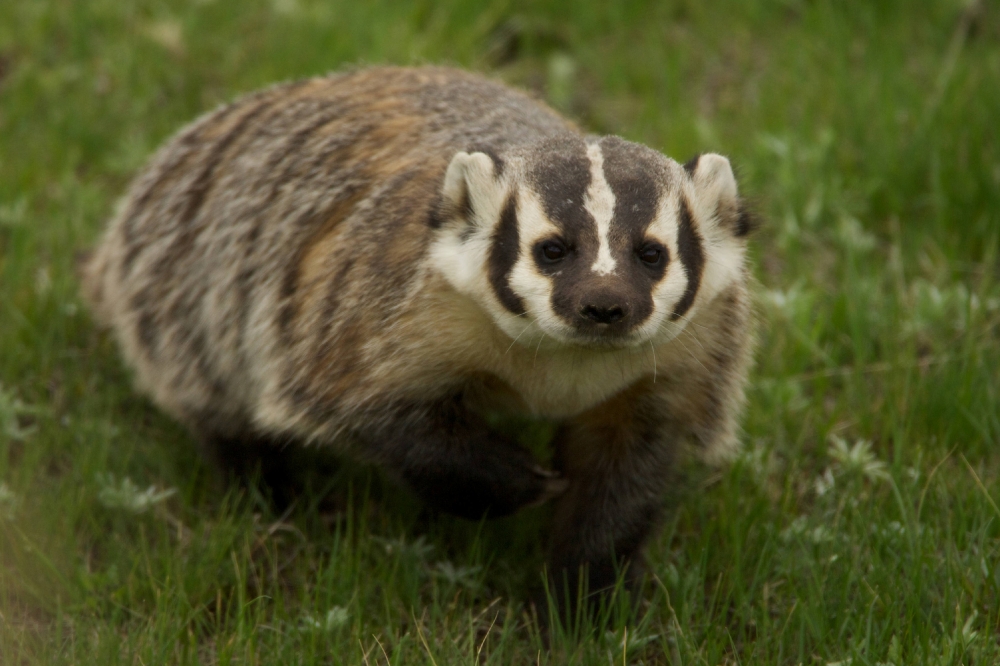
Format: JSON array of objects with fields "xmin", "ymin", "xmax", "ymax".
[{"xmin": 2, "ymin": 0, "xmax": 1000, "ymax": 663}]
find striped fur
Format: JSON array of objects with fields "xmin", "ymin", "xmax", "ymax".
[{"xmin": 81, "ymin": 66, "xmax": 756, "ymax": 611}]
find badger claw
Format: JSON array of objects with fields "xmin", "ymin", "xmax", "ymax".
[{"xmin": 527, "ymin": 471, "xmax": 569, "ymax": 506}]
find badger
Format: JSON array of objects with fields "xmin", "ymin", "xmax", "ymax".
[{"xmin": 80, "ymin": 66, "xmax": 755, "ymax": 610}]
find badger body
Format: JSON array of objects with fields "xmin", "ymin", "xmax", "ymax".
[{"xmin": 82, "ymin": 66, "xmax": 754, "ymax": 605}]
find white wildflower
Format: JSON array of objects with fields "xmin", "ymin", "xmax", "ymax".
[
  {"xmin": 0, "ymin": 198, "xmax": 27, "ymax": 228},
  {"xmin": 373, "ymin": 534, "xmax": 434, "ymax": 561},
  {"xmin": 835, "ymin": 215, "xmax": 877, "ymax": 252},
  {"xmin": 905, "ymin": 279, "xmax": 982, "ymax": 334},
  {"xmin": 96, "ymin": 474, "xmax": 176, "ymax": 514},
  {"xmin": 605, "ymin": 627, "xmax": 661, "ymax": 654},
  {"xmin": 808, "ymin": 525, "xmax": 835, "ymax": 544},
  {"xmin": 546, "ymin": 52, "xmax": 577, "ymax": 110},
  {"xmin": 758, "ymin": 378, "xmax": 807, "ymax": 412},
  {"xmin": 35, "ymin": 266, "xmax": 52, "ymax": 295},
  {"xmin": 814, "ymin": 467, "xmax": 835, "ymax": 496},
  {"xmin": 430, "ymin": 561, "xmax": 483, "ymax": 591},
  {"xmin": 0, "ymin": 483, "xmax": 20, "ymax": 520},
  {"xmin": 298, "ymin": 606, "xmax": 349, "ymax": 633},
  {"xmin": 875, "ymin": 634, "xmax": 902, "ymax": 666},
  {"xmin": 143, "ymin": 19, "xmax": 184, "ymax": 55},
  {"xmin": 763, "ymin": 283, "xmax": 813, "ymax": 320},
  {"xmin": 960, "ymin": 610, "xmax": 979, "ymax": 647},
  {"xmin": 271, "ymin": 0, "xmax": 301, "ymax": 16},
  {"xmin": 781, "ymin": 516, "xmax": 835, "ymax": 545},
  {"xmin": 737, "ymin": 439, "xmax": 776, "ymax": 484},
  {"xmin": 828, "ymin": 435, "xmax": 889, "ymax": 482},
  {"xmin": 0, "ymin": 384, "xmax": 43, "ymax": 441},
  {"xmin": 781, "ymin": 516, "xmax": 808, "ymax": 542}
]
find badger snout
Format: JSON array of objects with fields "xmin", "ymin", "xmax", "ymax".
[
  {"xmin": 581, "ymin": 303, "xmax": 625, "ymax": 324},
  {"xmin": 575, "ymin": 288, "xmax": 634, "ymax": 335}
]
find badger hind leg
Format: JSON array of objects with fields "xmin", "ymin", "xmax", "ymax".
[{"xmin": 196, "ymin": 427, "xmax": 341, "ymax": 511}]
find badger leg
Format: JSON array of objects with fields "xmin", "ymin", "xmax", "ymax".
[
  {"xmin": 197, "ymin": 428, "xmax": 341, "ymax": 510},
  {"xmin": 360, "ymin": 396, "xmax": 567, "ymax": 520},
  {"xmin": 546, "ymin": 383, "xmax": 675, "ymax": 619},
  {"xmin": 199, "ymin": 429, "xmax": 291, "ymax": 486}
]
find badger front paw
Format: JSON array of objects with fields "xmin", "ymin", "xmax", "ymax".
[{"xmin": 400, "ymin": 437, "xmax": 567, "ymax": 519}]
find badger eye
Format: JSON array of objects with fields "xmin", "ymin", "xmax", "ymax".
[
  {"xmin": 637, "ymin": 243, "xmax": 665, "ymax": 266},
  {"xmin": 539, "ymin": 239, "xmax": 567, "ymax": 263}
]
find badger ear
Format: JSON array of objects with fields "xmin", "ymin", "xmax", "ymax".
[
  {"xmin": 436, "ymin": 151, "xmax": 502, "ymax": 230},
  {"xmin": 687, "ymin": 153, "xmax": 737, "ymax": 208},
  {"xmin": 686, "ymin": 153, "xmax": 752, "ymax": 237}
]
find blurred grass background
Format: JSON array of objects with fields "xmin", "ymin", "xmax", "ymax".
[{"xmin": 1, "ymin": 0, "xmax": 999, "ymax": 663}]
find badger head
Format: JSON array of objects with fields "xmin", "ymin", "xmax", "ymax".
[{"xmin": 429, "ymin": 135, "xmax": 752, "ymax": 350}]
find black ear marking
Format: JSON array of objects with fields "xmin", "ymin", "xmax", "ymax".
[{"xmin": 683, "ymin": 154, "xmax": 701, "ymax": 177}]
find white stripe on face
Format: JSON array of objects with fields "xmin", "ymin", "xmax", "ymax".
[{"xmin": 583, "ymin": 142, "xmax": 617, "ymax": 276}]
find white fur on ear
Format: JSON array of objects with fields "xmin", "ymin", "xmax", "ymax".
[
  {"xmin": 441, "ymin": 151, "xmax": 500, "ymax": 228},
  {"xmin": 690, "ymin": 153, "xmax": 738, "ymax": 209}
]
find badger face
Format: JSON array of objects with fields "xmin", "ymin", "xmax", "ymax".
[{"xmin": 430, "ymin": 136, "xmax": 750, "ymax": 351}]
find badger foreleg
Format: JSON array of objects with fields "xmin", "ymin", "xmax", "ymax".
[
  {"xmin": 546, "ymin": 383, "xmax": 676, "ymax": 618},
  {"xmin": 358, "ymin": 396, "xmax": 567, "ymax": 519}
]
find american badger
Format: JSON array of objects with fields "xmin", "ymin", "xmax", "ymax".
[{"xmin": 81, "ymin": 66, "xmax": 755, "ymax": 606}]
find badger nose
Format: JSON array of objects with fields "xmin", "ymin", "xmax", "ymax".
[{"xmin": 581, "ymin": 302, "xmax": 626, "ymax": 324}]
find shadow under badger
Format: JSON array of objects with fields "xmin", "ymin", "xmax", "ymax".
[{"xmin": 81, "ymin": 67, "xmax": 755, "ymax": 613}]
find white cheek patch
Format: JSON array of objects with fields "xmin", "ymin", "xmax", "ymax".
[
  {"xmin": 583, "ymin": 142, "xmax": 617, "ymax": 276},
  {"xmin": 637, "ymin": 184, "xmax": 747, "ymax": 345},
  {"xmin": 684, "ymin": 181, "xmax": 745, "ymax": 306},
  {"xmin": 506, "ymin": 188, "xmax": 577, "ymax": 345},
  {"xmin": 636, "ymin": 196, "xmax": 689, "ymax": 341},
  {"xmin": 429, "ymin": 216, "xmax": 492, "ymax": 297}
]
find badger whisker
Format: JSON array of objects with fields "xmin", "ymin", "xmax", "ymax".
[
  {"xmin": 532, "ymin": 331, "xmax": 544, "ymax": 368},
  {"xmin": 504, "ymin": 320, "xmax": 534, "ymax": 355},
  {"xmin": 648, "ymin": 339, "xmax": 657, "ymax": 384}
]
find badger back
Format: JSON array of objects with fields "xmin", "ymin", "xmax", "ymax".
[{"xmin": 78, "ymin": 67, "xmax": 574, "ymax": 431}]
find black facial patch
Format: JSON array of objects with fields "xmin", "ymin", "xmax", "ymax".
[
  {"xmin": 601, "ymin": 138, "xmax": 660, "ymax": 233},
  {"xmin": 527, "ymin": 139, "xmax": 608, "ymax": 327},
  {"xmin": 529, "ymin": 138, "xmax": 594, "ymax": 238},
  {"xmin": 599, "ymin": 136, "xmax": 663, "ymax": 289},
  {"xmin": 670, "ymin": 198, "xmax": 704, "ymax": 321},
  {"xmin": 570, "ymin": 136, "xmax": 666, "ymax": 329},
  {"xmin": 488, "ymin": 194, "xmax": 526, "ymax": 316},
  {"xmin": 533, "ymin": 137, "xmax": 678, "ymax": 335}
]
